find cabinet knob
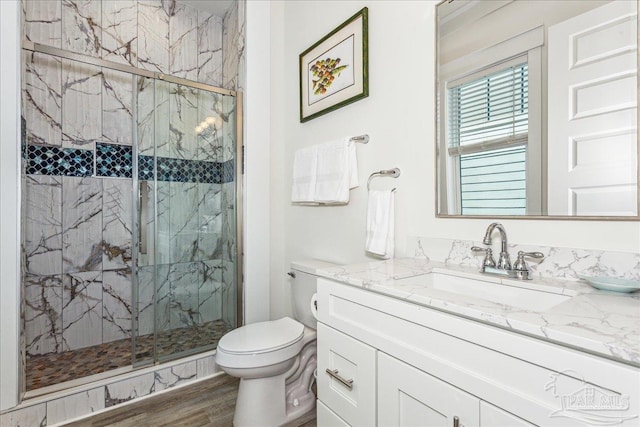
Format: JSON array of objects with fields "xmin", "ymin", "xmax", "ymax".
[
  {"xmin": 287, "ymin": 271, "xmax": 296, "ymax": 278},
  {"xmin": 453, "ymin": 416, "xmax": 460, "ymax": 427}
]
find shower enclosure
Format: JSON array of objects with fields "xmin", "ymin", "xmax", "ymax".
[{"xmin": 21, "ymin": 1, "xmax": 242, "ymax": 392}]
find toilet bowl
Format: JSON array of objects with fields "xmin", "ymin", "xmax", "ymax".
[{"xmin": 215, "ymin": 260, "xmax": 336, "ymax": 427}]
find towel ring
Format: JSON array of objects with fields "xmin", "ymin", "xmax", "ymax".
[{"xmin": 367, "ymin": 168, "xmax": 401, "ymax": 191}]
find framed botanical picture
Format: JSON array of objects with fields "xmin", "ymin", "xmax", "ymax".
[{"xmin": 299, "ymin": 7, "xmax": 369, "ymax": 122}]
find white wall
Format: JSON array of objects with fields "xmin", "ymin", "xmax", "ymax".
[
  {"xmin": 269, "ymin": 0, "xmax": 640, "ymax": 320},
  {"xmin": 0, "ymin": 0, "xmax": 22, "ymax": 411},
  {"xmin": 270, "ymin": 0, "xmax": 437, "ymax": 318},
  {"xmin": 244, "ymin": 0, "xmax": 271, "ymax": 324},
  {"xmin": 270, "ymin": 1, "xmax": 288, "ymax": 319}
]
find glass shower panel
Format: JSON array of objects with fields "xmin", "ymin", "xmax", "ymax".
[
  {"xmin": 23, "ymin": 51, "xmax": 140, "ymax": 389},
  {"xmin": 221, "ymin": 93, "xmax": 238, "ymax": 330},
  {"xmin": 133, "ymin": 79, "xmax": 237, "ymax": 366}
]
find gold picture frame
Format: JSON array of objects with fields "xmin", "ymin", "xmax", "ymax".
[{"xmin": 299, "ymin": 7, "xmax": 369, "ymax": 123}]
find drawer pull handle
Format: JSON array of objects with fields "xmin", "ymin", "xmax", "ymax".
[{"xmin": 325, "ymin": 368, "xmax": 354, "ymax": 390}]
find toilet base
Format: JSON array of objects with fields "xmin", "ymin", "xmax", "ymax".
[
  {"xmin": 232, "ymin": 348, "xmax": 317, "ymax": 427},
  {"xmin": 233, "ymin": 373, "xmax": 315, "ymax": 427}
]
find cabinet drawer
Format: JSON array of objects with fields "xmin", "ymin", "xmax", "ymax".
[
  {"xmin": 317, "ymin": 323, "xmax": 376, "ymax": 427},
  {"xmin": 378, "ymin": 352, "xmax": 479, "ymax": 427},
  {"xmin": 317, "ymin": 400, "xmax": 350, "ymax": 427},
  {"xmin": 480, "ymin": 401, "xmax": 536, "ymax": 427}
]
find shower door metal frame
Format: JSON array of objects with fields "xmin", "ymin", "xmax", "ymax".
[
  {"xmin": 22, "ymin": 41, "xmax": 235, "ymax": 96},
  {"xmin": 235, "ymin": 92, "xmax": 244, "ymax": 329},
  {"xmin": 22, "ymin": 40, "xmax": 245, "ymax": 365}
]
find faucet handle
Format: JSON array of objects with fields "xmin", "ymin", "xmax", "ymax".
[
  {"xmin": 512, "ymin": 251, "xmax": 544, "ymax": 280},
  {"xmin": 515, "ymin": 251, "xmax": 544, "ymax": 263},
  {"xmin": 471, "ymin": 246, "xmax": 496, "ymax": 271}
]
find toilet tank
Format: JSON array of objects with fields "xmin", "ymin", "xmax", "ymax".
[{"xmin": 290, "ymin": 260, "xmax": 338, "ymax": 329}]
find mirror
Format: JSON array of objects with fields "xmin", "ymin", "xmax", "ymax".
[{"xmin": 436, "ymin": 0, "xmax": 639, "ymax": 219}]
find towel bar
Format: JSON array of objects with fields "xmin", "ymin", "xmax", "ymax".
[
  {"xmin": 367, "ymin": 168, "xmax": 400, "ymax": 191},
  {"xmin": 349, "ymin": 134, "xmax": 370, "ymax": 144}
]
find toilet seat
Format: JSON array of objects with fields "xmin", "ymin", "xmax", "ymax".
[
  {"xmin": 216, "ymin": 318, "xmax": 308, "ymax": 370},
  {"xmin": 218, "ymin": 317, "xmax": 304, "ymax": 355}
]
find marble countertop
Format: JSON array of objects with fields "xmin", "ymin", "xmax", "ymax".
[{"xmin": 316, "ymin": 258, "xmax": 640, "ymax": 367}]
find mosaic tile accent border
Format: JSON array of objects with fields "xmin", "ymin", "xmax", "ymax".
[
  {"xmin": 96, "ymin": 143, "xmax": 132, "ymax": 178},
  {"xmin": 139, "ymin": 155, "xmax": 154, "ymax": 181},
  {"xmin": 155, "ymin": 156, "xmax": 220, "ymax": 183},
  {"xmin": 140, "ymin": 156, "xmax": 233, "ymax": 184},
  {"xmin": 222, "ymin": 159, "xmax": 235, "ymax": 184},
  {"xmin": 26, "ymin": 144, "xmax": 93, "ymax": 177},
  {"xmin": 148, "ymin": 156, "xmax": 235, "ymax": 184},
  {"xmin": 25, "ymin": 143, "xmax": 235, "ymax": 184}
]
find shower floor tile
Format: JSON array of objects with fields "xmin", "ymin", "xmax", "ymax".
[{"xmin": 26, "ymin": 320, "xmax": 231, "ymax": 391}]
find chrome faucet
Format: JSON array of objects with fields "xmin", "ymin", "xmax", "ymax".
[
  {"xmin": 482, "ymin": 223, "xmax": 511, "ymax": 270},
  {"xmin": 472, "ymin": 223, "xmax": 545, "ymax": 280}
]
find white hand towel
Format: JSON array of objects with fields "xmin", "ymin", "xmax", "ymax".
[
  {"xmin": 366, "ymin": 190, "xmax": 395, "ymax": 259},
  {"xmin": 291, "ymin": 145, "xmax": 318, "ymax": 203},
  {"xmin": 348, "ymin": 140, "xmax": 359, "ymax": 189},
  {"xmin": 315, "ymin": 139, "xmax": 358, "ymax": 203}
]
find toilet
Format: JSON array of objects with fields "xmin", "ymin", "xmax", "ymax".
[{"xmin": 215, "ymin": 260, "xmax": 336, "ymax": 427}]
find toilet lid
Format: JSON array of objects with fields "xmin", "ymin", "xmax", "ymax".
[{"xmin": 218, "ymin": 317, "xmax": 304, "ymax": 355}]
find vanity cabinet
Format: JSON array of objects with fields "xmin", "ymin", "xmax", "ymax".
[{"xmin": 315, "ymin": 277, "xmax": 640, "ymax": 426}]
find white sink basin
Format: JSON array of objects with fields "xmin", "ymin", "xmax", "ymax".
[{"xmin": 394, "ymin": 271, "xmax": 571, "ymax": 312}]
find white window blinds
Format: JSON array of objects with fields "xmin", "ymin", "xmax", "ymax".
[{"xmin": 448, "ymin": 61, "xmax": 529, "ymax": 215}]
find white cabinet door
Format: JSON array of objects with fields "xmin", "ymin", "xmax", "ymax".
[
  {"xmin": 317, "ymin": 400, "xmax": 351, "ymax": 427},
  {"xmin": 480, "ymin": 401, "xmax": 536, "ymax": 427},
  {"xmin": 317, "ymin": 323, "xmax": 377, "ymax": 427},
  {"xmin": 378, "ymin": 352, "xmax": 479, "ymax": 427},
  {"xmin": 547, "ymin": 0, "xmax": 637, "ymax": 216}
]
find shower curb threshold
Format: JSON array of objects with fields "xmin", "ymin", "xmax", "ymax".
[
  {"xmin": 48, "ymin": 372, "xmax": 227, "ymax": 427},
  {"xmin": 1, "ymin": 350, "xmax": 221, "ymax": 426}
]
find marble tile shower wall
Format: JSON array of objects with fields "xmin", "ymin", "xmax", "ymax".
[
  {"xmin": 21, "ymin": 0, "xmax": 239, "ymax": 356},
  {"xmin": 222, "ymin": 0, "xmax": 244, "ymax": 92}
]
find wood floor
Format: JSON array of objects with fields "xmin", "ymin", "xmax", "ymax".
[{"xmin": 63, "ymin": 374, "xmax": 317, "ymax": 427}]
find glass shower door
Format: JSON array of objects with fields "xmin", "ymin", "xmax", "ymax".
[{"xmin": 133, "ymin": 77, "xmax": 238, "ymax": 366}]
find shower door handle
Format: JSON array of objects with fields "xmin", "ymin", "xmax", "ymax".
[{"xmin": 139, "ymin": 181, "xmax": 149, "ymax": 255}]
